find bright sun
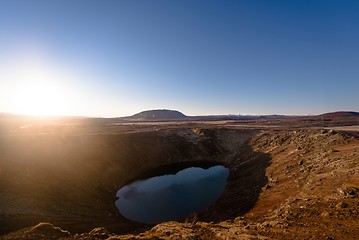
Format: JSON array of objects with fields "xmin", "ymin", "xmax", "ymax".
[
  {"xmin": 4, "ymin": 58, "xmax": 74, "ymax": 116},
  {"xmin": 13, "ymin": 83, "xmax": 69, "ymax": 116}
]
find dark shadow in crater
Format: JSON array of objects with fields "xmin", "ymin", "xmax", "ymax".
[{"xmin": 200, "ymin": 139, "xmax": 272, "ymax": 221}]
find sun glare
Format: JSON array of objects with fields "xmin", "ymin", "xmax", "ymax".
[
  {"xmin": 2, "ymin": 56, "xmax": 75, "ymax": 116},
  {"xmin": 12, "ymin": 83, "xmax": 70, "ymax": 116}
]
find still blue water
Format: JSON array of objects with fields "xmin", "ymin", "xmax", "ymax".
[{"xmin": 115, "ymin": 165, "xmax": 229, "ymax": 224}]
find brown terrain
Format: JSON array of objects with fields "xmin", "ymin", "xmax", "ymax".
[{"xmin": 0, "ymin": 111, "xmax": 358, "ymax": 239}]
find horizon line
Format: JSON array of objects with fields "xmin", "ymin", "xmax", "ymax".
[{"xmin": 1, "ymin": 109, "xmax": 358, "ymax": 119}]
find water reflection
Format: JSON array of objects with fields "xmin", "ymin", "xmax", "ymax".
[{"xmin": 115, "ymin": 165, "xmax": 229, "ymax": 224}]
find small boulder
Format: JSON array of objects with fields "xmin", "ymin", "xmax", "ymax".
[
  {"xmin": 336, "ymin": 202, "xmax": 349, "ymax": 209},
  {"xmin": 28, "ymin": 222, "xmax": 70, "ymax": 239},
  {"xmin": 88, "ymin": 227, "xmax": 111, "ymax": 238}
]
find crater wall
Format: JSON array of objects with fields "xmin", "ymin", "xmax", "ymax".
[{"xmin": 0, "ymin": 128, "xmax": 269, "ymax": 234}]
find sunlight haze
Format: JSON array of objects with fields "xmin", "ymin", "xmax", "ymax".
[{"xmin": 0, "ymin": 0, "xmax": 358, "ymax": 117}]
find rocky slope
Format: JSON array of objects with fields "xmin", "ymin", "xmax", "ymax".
[{"xmin": 0, "ymin": 125, "xmax": 358, "ymax": 239}]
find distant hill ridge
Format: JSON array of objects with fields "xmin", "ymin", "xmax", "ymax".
[
  {"xmin": 120, "ymin": 110, "xmax": 359, "ymax": 122},
  {"xmin": 124, "ymin": 109, "xmax": 187, "ymax": 121},
  {"xmin": 317, "ymin": 111, "xmax": 359, "ymax": 118}
]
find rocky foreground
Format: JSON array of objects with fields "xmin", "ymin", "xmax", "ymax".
[{"xmin": 0, "ymin": 124, "xmax": 358, "ymax": 239}]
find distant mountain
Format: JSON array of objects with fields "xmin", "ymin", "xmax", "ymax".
[
  {"xmin": 121, "ymin": 110, "xmax": 359, "ymax": 123},
  {"xmin": 120, "ymin": 109, "xmax": 290, "ymax": 122},
  {"xmin": 317, "ymin": 111, "xmax": 359, "ymax": 119},
  {"xmin": 123, "ymin": 109, "xmax": 188, "ymax": 121}
]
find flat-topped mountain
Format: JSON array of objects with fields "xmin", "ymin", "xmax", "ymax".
[{"xmin": 123, "ymin": 109, "xmax": 187, "ymax": 121}]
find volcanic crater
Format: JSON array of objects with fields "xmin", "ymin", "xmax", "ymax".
[{"xmin": 0, "ymin": 113, "xmax": 358, "ymax": 239}]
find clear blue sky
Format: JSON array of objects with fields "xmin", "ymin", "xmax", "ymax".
[{"xmin": 0, "ymin": 0, "xmax": 358, "ymax": 117}]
